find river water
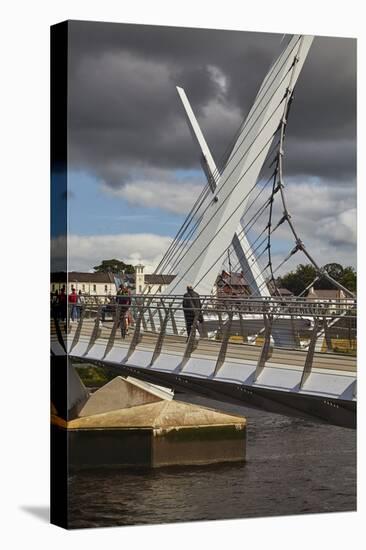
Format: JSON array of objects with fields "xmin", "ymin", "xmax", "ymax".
[{"xmin": 68, "ymin": 393, "xmax": 356, "ymax": 529}]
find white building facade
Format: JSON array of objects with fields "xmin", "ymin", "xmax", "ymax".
[
  {"xmin": 51, "ymin": 272, "xmax": 116, "ymax": 296},
  {"xmin": 133, "ymin": 264, "xmax": 176, "ymax": 295}
]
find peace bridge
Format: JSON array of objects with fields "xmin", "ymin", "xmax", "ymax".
[{"xmin": 51, "ymin": 294, "xmax": 356, "ymax": 429}]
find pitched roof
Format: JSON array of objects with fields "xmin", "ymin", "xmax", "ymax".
[
  {"xmin": 275, "ymin": 288, "xmax": 294, "ymax": 296},
  {"xmin": 144, "ymin": 274, "xmax": 176, "ymax": 285},
  {"xmin": 51, "ymin": 271, "xmax": 116, "ymax": 283},
  {"xmin": 216, "ymin": 271, "xmax": 249, "ymax": 287}
]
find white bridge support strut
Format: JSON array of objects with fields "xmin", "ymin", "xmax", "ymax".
[
  {"xmin": 166, "ymin": 35, "xmax": 314, "ymax": 297},
  {"xmin": 176, "ymin": 86, "xmax": 270, "ymax": 297}
]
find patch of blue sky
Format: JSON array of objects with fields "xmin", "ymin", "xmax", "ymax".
[
  {"xmin": 68, "ymin": 170, "xmax": 186, "ymax": 237},
  {"xmin": 269, "ymin": 238, "xmax": 295, "ymax": 256},
  {"xmin": 174, "ymin": 168, "xmax": 202, "ymax": 180}
]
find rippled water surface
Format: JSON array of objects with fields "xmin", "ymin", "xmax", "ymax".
[{"xmin": 68, "ymin": 394, "xmax": 356, "ymax": 528}]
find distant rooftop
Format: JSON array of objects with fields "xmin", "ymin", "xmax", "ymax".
[
  {"xmin": 145, "ymin": 274, "xmax": 176, "ymax": 286},
  {"xmin": 216, "ymin": 271, "xmax": 249, "ymax": 287},
  {"xmin": 275, "ymin": 287, "xmax": 294, "ymax": 296},
  {"xmin": 51, "ymin": 271, "xmax": 116, "ymax": 283},
  {"xmin": 307, "ymin": 288, "xmax": 345, "ymax": 300}
]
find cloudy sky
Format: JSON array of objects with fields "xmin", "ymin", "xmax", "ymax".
[{"xmin": 61, "ymin": 21, "xmax": 356, "ymax": 273}]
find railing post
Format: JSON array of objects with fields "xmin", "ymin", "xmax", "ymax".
[
  {"xmin": 216, "ymin": 310, "xmax": 224, "ymax": 340},
  {"xmin": 290, "ymin": 314, "xmax": 299, "ymax": 347},
  {"xmin": 141, "ymin": 307, "xmax": 148, "ymax": 331},
  {"xmin": 125, "ymin": 303, "xmax": 144, "ymax": 359},
  {"xmin": 53, "ymin": 317, "xmax": 67, "ymax": 353},
  {"xmin": 238, "ymin": 311, "xmax": 247, "ymax": 343},
  {"xmin": 323, "ymin": 316, "xmax": 332, "ymax": 352},
  {"xmin": 83, "ymin": 305, "xmax": 102, "ymax": 356},
  {"xmin": 157, "ymin": 299, "xmax": 164, "ymax": 328},
  {"xmin": 179, "ymin": 310, "xmax": 200, "ymax": 371},
  {"xmin": 149, "ymin": 308, "xmax": 170, "ymax": 366},
  {"xmin": 67, "ymin": 303, "xmax": 74, "ymax": 333},
  {"xmin": 102, "ymin": 305, "xmax": 121, "ymax": 359},
  {"xmin": 137, "ymin": 296, "xmax": 150, "ymax": 332},
  {"xmin": 213, "ymin": 310, "xmax": 233, "ymax": 376},
  {"xmin": 148, "ymin": 306, "xmax": 156, "ymax": 332},
  {"xmin": 300, "ymin": 317, "xmax": 319, "ymax": 388},
  {"xmin": 69, "ymin": 304, "xmax": 87, "ymax": 352},
  {"xmin": 169, "ymin": 304, "xmax": 178, "ymax": 335},
  {"xmin": 254, "ymin": 313, "xmax": 273, "ymax": 381}
]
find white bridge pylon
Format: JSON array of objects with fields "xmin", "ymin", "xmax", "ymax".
[
  {"xmin": 165, "ymin": 35, "xmax": 314, "ymax": 297},
  {"xmin": 176, "ymin": 86, "xmax": 270, "ymax": 298}
]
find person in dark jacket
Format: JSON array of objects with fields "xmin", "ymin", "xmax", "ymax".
[
  {"xmin": 116, "ymin": 284, "xmax": 132, "ymax": 336},
  {"xmin": 182, "ymin": 285, "xmax": 203, "ymax": 337},
  {"xmin": 58, "ymin": 287, "xmax": 67, "ymax": 322},
  {"xmin": 51, "ymin": 290, "xmax": 59, "ymax": 320}
]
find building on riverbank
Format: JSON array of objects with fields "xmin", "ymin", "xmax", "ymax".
[{"xmin": 51, "ymin": 271, "xmax": 116, "ymax": 296}]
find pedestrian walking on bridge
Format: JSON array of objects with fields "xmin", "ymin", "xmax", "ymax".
[
  {"xmin": 183, "ymin": 285, "xmax": 203, "ymax": 338},
  {"xmin": 116, "ymin": 283, "xmax": 132, "ymax": 337}
]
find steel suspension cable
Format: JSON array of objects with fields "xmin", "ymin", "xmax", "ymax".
[
  {"xmin": 187, "ymin": 186, "xmax": 276, "ymax": 292},
  {"xmin": 210, "ymin": 35, "xmax": 302, "ymax": 183},
  {"xmin": 150, "ymin": 37, "xmax": 320, "ymax": 301},
  {"xmin": 164, "ymin": 143, "xmax": 279, "ymax": 278},
  {"xmin": 167, "ymin": 95, "xmax": 289, "ymax": 291},
  {"xmin": 153, "ymin": 180, "xmax": 212, "ymax": 274},
  {"xmin": 265, "ymin": 36, "xmax": 355, "ymax": 298},
  {"xmin": 156, "ymin": 50, "xmax": 301, "ymax": 282}
]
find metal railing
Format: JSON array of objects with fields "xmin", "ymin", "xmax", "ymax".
[
  {"xmin": 51, "ymin": 295, "xmax": 357, "ymax": 384},
  {"xmin": 51, "ymin": 293, "xmax": 357, "ymax": 314}
]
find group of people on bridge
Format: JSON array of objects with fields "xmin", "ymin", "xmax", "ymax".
[
  {"xmin": 51, "ymin": 283, "xmax": 204, "ymax": 340},
  {"xmin": 51, "ymin": 286, "xmax": 85, "ymax": 322}
]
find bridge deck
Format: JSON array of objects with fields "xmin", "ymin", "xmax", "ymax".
[
  {"xmin": 51, "ymin": 318, "xmax": 356, "ymax": 389},
  {"xmin": 50, "ymin": 295, "xmax": 357, "ymax": 428},
  {"xmin": 66, "ymin": 320, "xmax": 355, "ymax": 366}
]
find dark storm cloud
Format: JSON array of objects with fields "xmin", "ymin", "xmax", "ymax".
[{"xmin": 67, "ymin": 20, "xmax": 356, "ymax": 186}]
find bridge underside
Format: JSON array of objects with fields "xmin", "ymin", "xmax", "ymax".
[{"xmin": 72, "ymin": 355, "xmax": 356, "ymax": 429}]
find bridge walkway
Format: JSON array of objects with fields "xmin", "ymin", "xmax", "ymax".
[{"xmin": 50, "ymin": 295, "xmax": 356, "ymax": 427}]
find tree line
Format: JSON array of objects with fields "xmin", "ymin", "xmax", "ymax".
[{"xmin": 276, "ymin": 263, "xmax": 356, "ymax": 296}]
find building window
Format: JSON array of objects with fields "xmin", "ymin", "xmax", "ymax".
[
  {"xmin": 104, "ymin": 284, "xmax": 108, "ymax": 293},
  {"xmin": 82, "ymin": 284, "xmax": 85, "ymax": 292},
  {"xmin": 93, "ymin": 284, "xmax": 96, "ymax": 293},
  {"xmin": 139, "ymin": 285, "xmax": 142, "ymax": 293}
]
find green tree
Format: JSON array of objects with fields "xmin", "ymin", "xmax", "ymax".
[
  {"xmin": 317, "ymin": 263, "xmax": 356, "ymax": 293},
  {"xmin": 340, "ymin": 266, "xmax": 357, "ymax": 293},
  {"xmin": 277, "ymin": 262, "xmax": 356, "ymax": 295},
  {"xmin": 322, "ymin": 262, "xmax": 344, "ymax": 280},
  {"xmin": 93, "ymin": 259, "xmax": 135, "ymax": 274},
  {"xmin": 277, "ymin": 264, "xmax": 317, "ymax": 296}
]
